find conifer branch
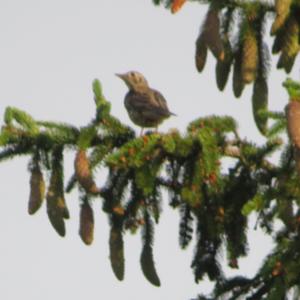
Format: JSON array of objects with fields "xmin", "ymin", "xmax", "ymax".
[{"xmin": 1, "ymin": 75, "xmax": 300, "ymax": 299}]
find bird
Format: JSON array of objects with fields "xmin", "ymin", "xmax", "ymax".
[{"xmin": 116, "ymin": 71, "xmax": 175, "ymax": 135}]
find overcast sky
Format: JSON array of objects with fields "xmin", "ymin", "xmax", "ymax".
[{"xmin": 0, "ymin": 1, "xmax": 298, "ymax": 300}]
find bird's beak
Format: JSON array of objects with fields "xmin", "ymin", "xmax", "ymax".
[{"xmin": 115, "ymin": 73, "xmax": 126, "ymax": 80}]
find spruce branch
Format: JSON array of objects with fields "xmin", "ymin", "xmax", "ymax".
[
  {"xmin": 1, "ymin": 76, "xmax": 300, "ymax": 299},
  {"xmin": 157, "ymin": 0, "xmax": 300, "ymax": 135}
]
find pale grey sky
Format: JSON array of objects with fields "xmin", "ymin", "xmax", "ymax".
[{"xmin": 0, "ymin": 1, "xmax": 298, "ymax": 300}]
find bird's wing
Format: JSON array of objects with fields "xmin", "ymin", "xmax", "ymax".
[
  {"xmin": 152, "ymin": 89, "xmax": 169, "ymax": 112},
  {"xmin": 125, "ymin": 90, "xmax": 171, "ymax": 118},
  {"xmin": 153, "ymin": 89, "xmax": 176, "ymax": 116}
]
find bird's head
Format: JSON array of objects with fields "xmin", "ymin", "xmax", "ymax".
[{"xmin": 116, "ymin": 71, "xmax": 149, "ymax": 91}]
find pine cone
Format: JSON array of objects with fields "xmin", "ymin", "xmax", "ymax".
[
  {"xmin": 109, "ymin": 225, "xmax": 124, "ymax": 281},
  {"xmin": 286, "ymin": 101, "xmax": 300, "ymax": 149},
  {"xmin": 242, "ymin": 26, "xmax": 258, "ymax": 84},
  {"xmin": 277, "ymin": 16, "xmax": 300, "ymax": 73},
  {"xmin": 252, "ymin": 75, "xmax": 268, "ymax": 135},
  {"xmin": 46, "ymin": 191, "xmax": 66, "ymax": 237},
  {"xmin": 79, "ymin": 201, "xmax": 94, "ymax": 245},
  {"xmin": 75, "ymin": 150, "xmax": 100, "ymax": 194},
  {"xmin": 216, "ymin": 37, "xmax": 233, "ymax": 91},
  {"xmin": 195, "ymin": 34, "xmax": 208, "ymax": 72},
  {"xmin": 46, "ymin": 160, "xmax": 68, "ymax": 237},
  {"xmin": 233, "ymin": 46, "xmax": 245, "ymax": 98},
  {"xmin": 203, "ymin": 8, "xmax": 224, "ymax": 61},
  {"xmin": 271, "ymin": 0, "xmax": 292, "ymax": 35},
  {"xmin": 58, "ymin": 196, "xmax": 70, "ymax": 219},
  {"xmin": 28, "ymin": 164, "xmax": 45, "ymax": 215},
  {"xmin": 272, "ymin": 28, "xmax": 285, "ymax": 54}
]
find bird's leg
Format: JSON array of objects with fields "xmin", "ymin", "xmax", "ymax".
[{"xmin": 140, "ymin": 127, "xmax": 144, "ymax": 136}]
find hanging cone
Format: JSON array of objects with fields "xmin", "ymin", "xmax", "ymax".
[
  {"xmin": 286, "ymin": 101, "xmax": 300, "ymax": 149},
  {"xmin": 46, "ymin": 191, "xmax": 66, "ymax": 237},
  {"xmin": 252, "ymin": 75, "xmax": 268, "ymax": 135},
  {"xmin": 203, "ymin": 8, "xmax": 224, "ymax": 61},
  {"xmin": 215, "ymin": 37, "xmax": 233, "ymax": 91},
  {"xmin": 233, "ymin": 46, "xmax": 245, "ymax": 98},
  {"xmin": 60, "ymin": 196, "xmax": 70, "ymax": 219},
  {"xmin": 140, "ymin": 214, "xmax": 160, "ymax": 286},
  {"xmin": 46, "ymin": 150, "xmax": 68, "ymax": 237},
  {"xmin": 109, "ymin": 225, "xmax": 125, "ymax": 281},
  {"xmin": 79, "ymin": 201, "xmax": 94, "ymax": 245},
  {"xmin": 271, "ymin": 0, "xmax": 292, "ymax": 35},
  {"xmin": 272, "ymin": 28, "xmax": 285, "ymax": 54},
  {"xmin": 75, "ymin": 149, "xmax": 100, "ymax": 194},
  {"xmin": 195, "ymin": 34, "xmax": 208, "ymax": 72},
  {"xmin": 54, "ymin": 194, "xmax": 69, "ymax": 220},
  {"xmin": 242, "ymin": 26, "xmax": 258, "ymax": 84},
  {"xmin": 140, "ymin": 243, "xmax": 161, "ymax": 287},
  {"xmin": 28, "ymin": 164, "xmax": 45, "ymax": 215},
  {"xmin": 277, "ymin": 16, "xmax": 300, "ymax": 74}
]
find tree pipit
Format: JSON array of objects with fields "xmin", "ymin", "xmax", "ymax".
[{"xmin": 116, "ymin": 71, "xmax": 175, "ymax": 135}]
